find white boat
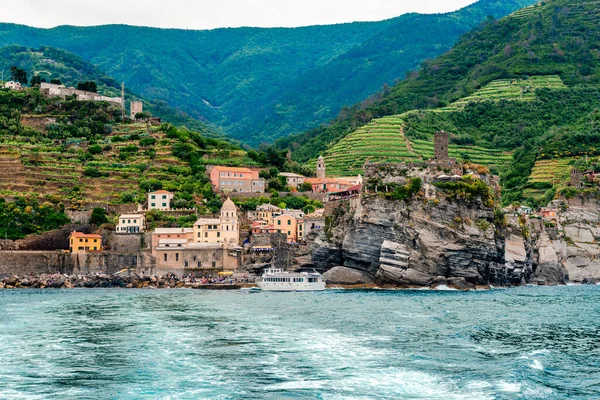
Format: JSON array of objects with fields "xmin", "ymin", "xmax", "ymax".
[{"xmin": 257, "ymin": 268, "xmax": 326, "ymax": 291}]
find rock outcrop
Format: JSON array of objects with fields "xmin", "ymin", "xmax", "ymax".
[
  {"xmin": 312, "ymin": 190, "xmax": 521, "ymax": 288},
  {"xmin": 322, "ymin": 266, "xmax": 374, "ymax": 285}
]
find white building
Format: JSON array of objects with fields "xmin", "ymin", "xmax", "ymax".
[
  {"xmin": 305, "ymin": 209, "xmax": 326, "ymax": 236},
  {"xmin": 148, "ymin": 190, "xmax": 174, "ymax": 211},
  {"xmin": 116, "ymin": 214, "xmax": 146, "ymax": 234},
  {"xmin": 279, "ymin": 172, "xmax": 306, "ymax": 188},
  {"xmin": 4, "ymin": 81, "xmax": 22, "ymax": 91}
]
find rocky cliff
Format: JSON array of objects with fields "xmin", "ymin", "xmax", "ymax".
[{"xmin": 313, "ymin": 188, "xmax": 528, "ymax": 288}]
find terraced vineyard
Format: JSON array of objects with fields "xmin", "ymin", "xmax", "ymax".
[
  {"xmin": 0, "ymin": 123, "xmax": 252, "ymax": 206},
  {"xmin": 522, "ymin": 158, "xmax": 575, "ymax": 198},
  {"xmin": 509, "ymin": 2, "xmax": 546, "ymax": 19},
  {"xmin": 319, "ymin": 115, "xmax": 513, "ymax": 177},
  {"xmin": 450, "ymin": 76, "xmax": 567, "ymax": 108}
]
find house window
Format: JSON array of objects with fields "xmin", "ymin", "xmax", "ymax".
[
  {"xmin": 287, "ymin": 220, "xmax": 291, "ymax": 225},
  {"xmin": 278, "ymin": 220, "xmax": 281, "ymax": 225},
  {"xmin": 198, "ymin": 232, "xmax": 201, "ymax": 238},
  {"xmin": 205, "ymin": 232, "xmax": 208, "ymax": 237},
  {"xmin": 175, "ymin": 253, "xmax": 179, "ymax": 262},
  {"xmin": 162, "ymin": 203, "xmax": 167, "ymax": 207},
  {"xmin": 151, "ymin": 195, "xmax": 155, "ymax": 199},
  {"xmin": 151, "ymin": 203, "xmax": 155, "ymax": 207},
  {"xmin": 288, "ymin": 231, "xmax": 291, "ymax": 236},
  {"xmin": 162, "ymin": 195, "xmax": 167, "ymax": 199},
  {"xmin": 217, "ymin": 232, "xmax": 220, "ymax": 237},
  {"xmin": 164, "ymin": 254, "xmax": 167, "ymax": 262}
]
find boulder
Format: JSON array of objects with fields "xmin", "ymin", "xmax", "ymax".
[
  {"xmin": 447, "ymin": 277, "xmax": 476, "ymax": 290},
  {"xmin": 582, "ymin": 277, "xmax": 597, "ymax": 285},
  {"xmin": 322, "ymin": 266, "xmax": 374, "ymax": 285}
]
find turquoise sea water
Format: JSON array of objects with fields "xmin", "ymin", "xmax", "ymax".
[{"xmin": 0, "ymin": 286, "xmax": 599, "ymax": 399}]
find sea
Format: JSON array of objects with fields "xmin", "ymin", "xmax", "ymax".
[{"xmin": 0, "ymin": 286, "xmax": 599, "ymax": 399}]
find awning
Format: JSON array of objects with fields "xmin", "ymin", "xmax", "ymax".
[
  {"xmin": 252, "ymin": 245, "xmax": 272, "ymax": 250},
  {"xmin": 218, "ymin": 271, "xmax": 234, "ymax": 276}
]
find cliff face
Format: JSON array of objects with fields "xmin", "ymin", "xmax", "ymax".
[
  {"xmin": 531, "ymin": 198, "xmax": 600, "ymax": 284},
  {"xmin": 313, "ymin": 194, "xmax": 529, "ymax": 288}
]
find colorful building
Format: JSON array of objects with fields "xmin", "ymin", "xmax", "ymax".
[
  {"xmin": 116, "ymin": 213, "xmax": 146, "ymax": 234},
  {"xmin": 273, "ymin": 214, "xmax": 305, "ymax": 243},
  {"xmin": 148, "ymin": 190, "xmax": 174, "ymax": 211},
  {"xmin": 151, "ymin": 228, "xmax": 194, "ymax": 255},
  {"xmin": 208, "ymin": 166, "xmax": 265, "ymax": 193},
  {"xmin": 192, "ymin": 198, "xmax": 240, "ymax": 247},
  {"xmin": 69, "ymin": 232, "xmax": 102, "ymax": 253}
]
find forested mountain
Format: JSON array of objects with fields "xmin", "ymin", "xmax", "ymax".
[
  {"xmin": 0, "ymin": 45, "xmax": 223, "ymax": 138},
  {"xmin": 0, "ymin": 0, "xmax": 535, "ymax": 145},
  {"xmin": 280, "ymin": 0, "xmax": 600, "ymax": 205}
]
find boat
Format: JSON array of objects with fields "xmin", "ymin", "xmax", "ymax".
[{"xmin": 257, "ymin": 268, "xmax": 326, "ymax": 292}]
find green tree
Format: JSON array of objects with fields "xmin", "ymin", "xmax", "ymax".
[
  {"xmin": 90, "ymin": 207, "xmax": 108, "ymax": 225},
  {"xmin": 9, "ymin": 66, "xmax": 27, "ymax": 84},
  {"xmin": 77, "ymin": 81, "xmax": 97, "ymax": 92}
]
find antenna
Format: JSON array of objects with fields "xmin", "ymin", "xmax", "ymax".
[{"xmin": 121, "ymin": 82, "xmax": 125, "ymax": 121}]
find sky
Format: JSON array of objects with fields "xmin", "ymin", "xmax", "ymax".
[{"xmin": 7, "ymin": 0, "xmax": 479, "ymax": 30}]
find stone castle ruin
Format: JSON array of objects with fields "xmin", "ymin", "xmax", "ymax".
[{"xmin": 434, "ymin": 130, "xmax": 449, "ymax": 161}]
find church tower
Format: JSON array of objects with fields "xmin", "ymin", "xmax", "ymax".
[
  {"xmin": 316, "ymin": 155, "xmax": 326, "ymax": 179},
  {"xmin": 220, "ymin": 197, "xmax": 239, "ymax": 246}
]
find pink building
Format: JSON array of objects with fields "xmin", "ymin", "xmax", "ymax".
[{"xmin": 208, "ymin": 166, "xmax": 265, "ymax": 193}]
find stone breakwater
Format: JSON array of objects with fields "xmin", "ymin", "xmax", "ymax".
[{"xmin": 0, "ymin": 274, "xmax": 244, "ymax": 289}]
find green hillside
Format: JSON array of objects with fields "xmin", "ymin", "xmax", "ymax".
[
  {"xmin": 0, "ymin": 0, "xmax": 535, "ymax": 145},
  {"xmin": 0, "ymin": 45, "xmax": 225, "ymax": 140},
  {"xmin": 320, "ymin": 114, "xmax": 513, "ymax": 177},
  {"xmin": 284, "ymin": 0, "xmax": 600, "ymax": 206},
  {"xmin": 0, "ymin": 88, "xmax": 252, "ymax": 213}
]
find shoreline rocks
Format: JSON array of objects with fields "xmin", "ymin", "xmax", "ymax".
[{"xmin": 0, "ymin": 273, "xmax": 245, "ymax": 290}]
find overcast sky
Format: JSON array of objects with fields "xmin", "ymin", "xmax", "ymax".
[{"xmin": 6, "ymin": 0, "xmax": 478, "ymax": 30}]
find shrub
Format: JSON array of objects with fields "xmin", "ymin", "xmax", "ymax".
[
  {"xmin": 88, "ymin": 144, "xmax": 103, "ymax": 155},
  {"xmin": 83, "ymin": 166, "xmax": 108, "ymax": 178},
  {"xmin": 139, "ymin": 137, "xmax": 157, "ymax": 147}
]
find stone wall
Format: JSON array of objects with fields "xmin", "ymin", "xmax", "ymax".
[{"xmin": 0, "ymin": 251, "xmax": 153, "ymax": 277}]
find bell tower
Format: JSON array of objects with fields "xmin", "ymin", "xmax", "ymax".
[{"xmin": 316, "ymin": 155, "xmax": 326, "ymax": 179}]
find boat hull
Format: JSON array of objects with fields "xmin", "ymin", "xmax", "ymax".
[{"xmin": 257, "ymin": 281, "xmax": 325, "ymax": 292}]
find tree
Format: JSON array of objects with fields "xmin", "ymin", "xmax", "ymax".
[
  {"xmin": 77, "ymin": 81, "xmax": 97, "ymax": 92},
  {"xmin": 90, "ymin": 208, "xmax": 108, "ymax": 225},
  {"xmin": 50, "ymin": 78, "xmax": 62, "ymax": 85},
  {"xmin": 299, "ymin": 182, "xmax": 313, "ymax": 192},
  {"xmin": 9, "ymin": 66, "xmax": 27, "ymax": 84},
  {"xmin": 30, "ymin": 75, "xmax": 43, "ymax": 86}
]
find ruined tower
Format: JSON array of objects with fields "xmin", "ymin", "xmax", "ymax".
[
  {"xmin": 316, "ymin": 155, "xmax": 326, "ymax": 179},
  {"xmin": 434, "ymin": 131, "xmax": 449, "ymax": 162},
  {"xmin": 130, "ymin": 101, "xmax": 143, "ymax": 120},
  {"xmin": 570, "ymin": 167, "xmax": 582, "ymax": 188}
]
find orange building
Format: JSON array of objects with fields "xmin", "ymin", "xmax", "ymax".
[
  {"xmin": 273, "ymin": 214, "xmax": 305, "ymax": 243},
  {"xmin": 208, "ymin": 166, "xmax": 265, "ymax": 193},
  {"xmin": 69, "ymin": 232, "xmax": 103, "ymax": 253}
]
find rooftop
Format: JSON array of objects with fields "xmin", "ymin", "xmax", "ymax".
[
  {"xmin": 194, "ymin": 218, "xmax": 221, "ymax": 225},
  {"xmin": 212, "ymin": 165, "xmax": 255, "ymax": 173},
  {"xmin": 70, "ymin": 232, "xmax": 102, "ymax": 239},
  {"xmin": 118, "ymin": 214, "xmax": 145, "ymax": 219},
  {"xmin": 149, "ymin": 190, "xmax": 173, "ymax": 195},
  {"xmin": 154, "ymin": 228, "xmax": 194, "ymax": 234}
]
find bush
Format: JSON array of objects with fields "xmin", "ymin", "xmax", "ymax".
[
  {"xmin": 90, "ymin": 207, "xmax": 108, "ymax": 225},
  {"xmin": 83, "ymin": 166, "xmax": 108, "ymax": 178},
  {"xmin": 88, "ymin": 144, "xmax": 103, "ymax": 155},
  {"xmin": 139, "ymin": 137, "xmax": 157, "ymax": 147}
]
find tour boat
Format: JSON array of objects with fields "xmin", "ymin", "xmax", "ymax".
[{"xmin": 257, "ymin": 268, "xmax": 326, "ymax": 292}]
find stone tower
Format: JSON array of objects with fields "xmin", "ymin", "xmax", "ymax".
[
  {"xmin": 434, "ymin": 131, "xmax": 449, "ymax": 162},
  {"xmin": 316, "ymin": 155, "xmax": 326, "ymax": 179},
  {"xmin": 130, "ymin": 101, "xmax": 143, "ymax": 120},
  {"xmin": 570, "ymin": 168, "xmax": 582, "ymax": 188}
]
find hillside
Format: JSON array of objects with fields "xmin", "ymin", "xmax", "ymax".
[
  {"xmin": 0, "ymin": 88, "xmax": 253, "ymax": 214},
  {"xmin": 283, "ymin": 0, "xmax": 600, "ymax": 205},
  {"xmin": 0, "ymin": 45, "xmax": 225, "ymax": 140},
  {"xmin": 0, "ymin": 0, "xmax": 535, "ymax": 145}
]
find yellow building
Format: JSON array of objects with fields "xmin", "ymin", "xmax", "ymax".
[
  {"xmin": 192, "ymin": 198, "xmax": 240, "ymax": 247},
  {"xmin": 69, "ymin": 232, "xmax": 103, "ymax": 253},
  {"xmin": 273, "ymin": 214, "xmax": 305, "ymax": 243}
]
